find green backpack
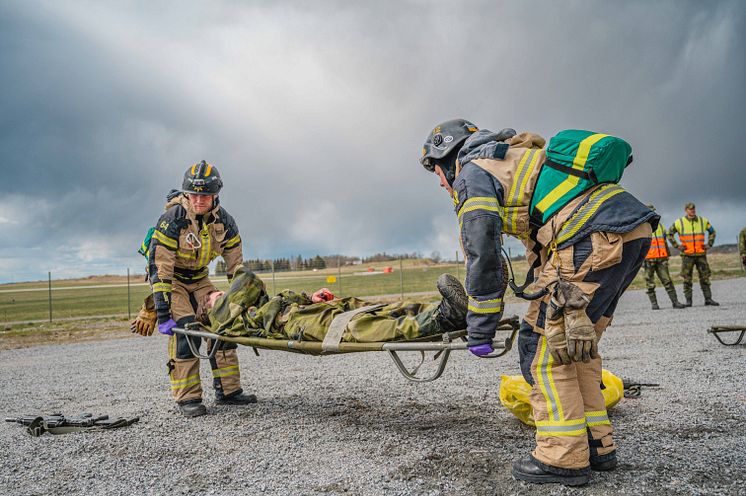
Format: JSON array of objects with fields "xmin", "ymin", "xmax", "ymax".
[
  {"xmin": 529, "ymin": 130, "xmax": 632, "ymax": 225},
  {"xmin": 138, "ymin": 227, "xmax": 156, "ymax": 258}
]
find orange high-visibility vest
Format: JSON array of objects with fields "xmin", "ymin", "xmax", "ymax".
[
  {"xmin": 673, "ymin": 216, "xmax": 710, "ymax": 255},
  {"xmin": 646, "ymin": 223, "xmax": 668, "ymax": 259}
]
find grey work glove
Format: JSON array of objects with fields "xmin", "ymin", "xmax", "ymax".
[
  {"xmin": 544, "ymin": 285, "xmax": 572, "ymax": 365},
  {"xmin": 560, "ymin": 281, "xmax": 598, "ymax": 363}
]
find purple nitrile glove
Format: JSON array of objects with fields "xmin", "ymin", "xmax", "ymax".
[
  {"xmin": 158, "ymin": 318, "xmax": 177, "ymax": 336},
  {"xmin": 468, "ymin": 343, "xmax": 494, "ymax": 357}
]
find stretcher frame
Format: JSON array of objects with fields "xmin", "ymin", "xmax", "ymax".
[
  {"xmin": 707, "ymin": 325, "xmax": 746, "ymax": 346},
  {"xmin": 172, "ymin": 316, "xmax": 520, "ymax": 383}
]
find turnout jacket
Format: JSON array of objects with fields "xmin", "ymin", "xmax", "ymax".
[
  {"xmin": 453, "ymin": 129, "xmax": 658, "ymax": 342},
  {"xmin": 148, "ymin": 194, "xmax": 243, "ymax": 324}
]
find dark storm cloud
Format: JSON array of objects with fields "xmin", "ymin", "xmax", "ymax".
[{"xmin": 1, "ymin": 0, "xmax": 744, "ymax": 281}]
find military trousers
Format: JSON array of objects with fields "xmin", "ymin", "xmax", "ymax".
[
  {"xmin": 519, "ymin": 223, "xmax": 651, "ymax": 470},
  {"xmin": 168, "ymin": 277, "xmax": 243, "ymax": 404},
  {"xmin": 680, "ymin": 255, "xmax": 712, "ymax": 301},
  {"xmin": 643, "ymin": 258, "xmax": 679, "ymax": 304}
]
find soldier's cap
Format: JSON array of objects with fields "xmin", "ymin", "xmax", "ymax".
[{"xmin": 685, "ymin": 202, "xmax": 696, "ymax": 210}]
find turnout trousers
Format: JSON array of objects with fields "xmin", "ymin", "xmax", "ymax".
[
  {"xmin": 167, "ymin": 277, "xmax": 243, "ymax": 403},
  {"xmin": 519, "ymin": 223, "xmax": 651, "ymax": 470}
]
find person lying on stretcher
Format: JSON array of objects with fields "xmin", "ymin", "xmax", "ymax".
[{"xmin": 193, "ymin": 266, "xmax": 468, "ymax": 343}]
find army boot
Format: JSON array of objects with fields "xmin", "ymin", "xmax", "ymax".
[
  {"xmin": 702, "ymin": 285, "xmax": 719, "ymax": 306},
  {"xmin": 685, "ymin": 296, "xmax": 693, "ymax": 307},
  {"xmin": 704, "ymin": 299, "xmax": 720, "ymax": 306},
  {"xmin": 434, "ymin": 274, "xmax": 468, "ymax": 332},
  {"xmin": 647, "ymin": 292, "xmax": 659, "ymax": 310},
  {"xmin": 668, "ymin": 291, "xmax": 685, "ymax": 309},
  {"xmin": 512, "ymin": 457, "xmax": 590, "ymax": 486},
  {"xmin": 178, "ymin": 399, "xmax": 207, "ymax": 418},
  {"xmin": 215, "ymin": 389, "xmax": 257, "ymax": 405}
]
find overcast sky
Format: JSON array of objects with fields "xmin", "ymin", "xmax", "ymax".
[{"xmin": 1, "ymin": 0, "xmax": 744, "ymax": 282}]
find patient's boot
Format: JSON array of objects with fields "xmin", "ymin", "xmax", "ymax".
[
  {"xmin": 216, "ymin": 389, "xmax": 257, "ymax": 405},
  {"xmin": 434, "ymin": 274, "xmax": 467, "ymax": 332}
]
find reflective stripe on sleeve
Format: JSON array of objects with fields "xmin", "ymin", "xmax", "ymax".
[
  {"xmin": 153, "ymin": 230, "xmax": 178, "ymax": 250},
  {"xmin": 467, "ymin": 296, "xmax": 503, "ymax": 314}
]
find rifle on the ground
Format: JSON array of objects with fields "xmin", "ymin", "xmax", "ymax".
[
  {"xmin": 5, "ymin": 412, "xmax": 139, "ymax": 436},
  {"xmin": 621, "ymin": 379, "xmax": 660, "ymax": 398}
]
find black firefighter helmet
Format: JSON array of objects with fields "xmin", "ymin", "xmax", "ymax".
[
  {"xmin": 182, "ymin": 160, "xmax": 223, "ymax": 195},
  {"xmin": 420, "ymin": 119, "xmax": 479, "ymax": 186}
]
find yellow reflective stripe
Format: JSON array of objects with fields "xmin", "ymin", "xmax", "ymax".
[
  {"xmin": 153, "ymin": 230, "xmax": 177, "ymax": 250},
  {"xmin": 169, "ymin": 335, "xmax": 176, "ymax": 360},
  {"xmin": 204, "ymin": 164, "xmax": 212, "ymax": 177},
  {"xmin": 467, "ymin": 297, "xmax": 503, "ymax": 314},
  {"xmin": 543, "ymin": 337, "xmax": 565, "ymax": 421},
  {"xmin": 212, "ymin": 365, "xmax": 239, "ymax": 378},
  {"xmin": 224, "ymin": 234, "xmax": 241, "ymax": 249},
  {"xmin": 170, "ymin": 373, "xmax": 201, "ymax": 390},
  {"xmin": 536, "ymin": 417, "xmax": 586, "ymax": 436},
  {"xmin": 191, "ymin": 164, "xmax": 197, "ymax": 175},
  {"xmin": 555, "ymin": 184, "xmax": 625, "ymax": 244},
  {"xmin": 506, "ymin": 149, "xmax": 542, "ymax": 233},
  {"xmin": 198, "ymin": 225, "xmax": 211, "ymax": 268},
  {"xmin": 457, "ymin": 197, "xmax": 502, "ymax": 219},
  {"xmin": 534, "ymin": 133, "xmax": 608, "ymax": 214},
  {"xmin": 585, "ymin": 410, "xmax": 610, "ymax": 426},
  {"xmin": 153, "ymin": 282, "xmax": 172, "ymax": 293},
  {"xmin": 536, "ymin": 427, "xmax": 587, "ymax": 437},
  {"xmin": 177, "ymin": 250, "xmax": 197, "ymax": 260},
  {"xmin": 536, "ymin": 337, "xmax": 558, "ymax": 422}
]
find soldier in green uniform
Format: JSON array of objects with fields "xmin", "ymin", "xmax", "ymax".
[
  {"xmin": 642, "ymin": 205, "xmax": 685, "ymax": 310},
  {"xmin": 668, "ymin": 202, "xmax": 719, "ymax": 306},
  {"xmin": 196, "ymin": 266, "xmax": 469, "ymax": 343},
  {"xmin": 739, "ymin": 226, "xmax": 746, "ymax": 271}
]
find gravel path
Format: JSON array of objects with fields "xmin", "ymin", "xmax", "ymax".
[{"xmin": 1, "ymin": 279, "xmax": 744, "ymax": 495}]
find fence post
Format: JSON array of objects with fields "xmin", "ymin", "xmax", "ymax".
[
  {"xmin": 271, "ymin": 260, "xmax": 276, "ymax": 296},
  {"xmin": 48, "ymin": 271, "xmax": 52, "ymax": 322},
  {"xmin": 337, "ymin": 257, "xmax": 342, "ymax": 297},
  {"xmin": 455, "ymin": 251, "xmax": 460, "ymax": 281},
  {"xmin": 399, "ymin": 256, "xmax": 404, "ymax": 300},
  {"xmin": 127, "ymin": 268, "xmax": 131, "ymax": 319}
]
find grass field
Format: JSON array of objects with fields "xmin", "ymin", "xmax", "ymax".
[{"xmin": 1, "ymin": 253, "xmax": 742, "ymax": 325}]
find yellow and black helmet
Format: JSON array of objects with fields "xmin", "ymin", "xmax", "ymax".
[{"xmin": 182, "ymin": 160, "xmax": 223, "ymax": 195}]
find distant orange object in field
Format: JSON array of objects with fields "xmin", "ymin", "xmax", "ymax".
[
  {"xmin": 367, "ymin": 267, "xmax": 375, "ymax": 272},
  {"xmin": 383, "ymin": 267, "xmax": 394, "ymax": 273}
]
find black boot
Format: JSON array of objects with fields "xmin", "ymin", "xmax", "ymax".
[
  {"xmin": 588, "ymin": 431, "xmax": 617, "ymax": 471},
  {"xmin": 685, "ymin": 297, "xmax": 693, "ymax": 307},
  {"xmin": 512, "ymin": 457, "xmax": 590, "ymax": 486},
  {"xmin": 668, "ymin": 292, "xmax": 685, "ymax": 309},
  {"xmin": 178, "ymin": 399, "xmax": 207, "ymax": 418},
  {"xmin": 216, "ymin": 389, "xmax": 257, "ymax": 405},
  {"xmin": 434, "ymin": 274, "xmax": 468, "ymax": 332},
  {"xmin": 704, "ymin": 298, "xmax": 720, "ymax": 306},
  {"xmin": 648, "ymin": 292, "xmax": 659, "ymax": 310}
]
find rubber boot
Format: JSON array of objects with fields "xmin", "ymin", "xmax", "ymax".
[
  {"xmin": 702, "ymin": 286, "xmax": 719, "ymax": 306},
  {"xmin": 434, "ymin": 274, "xmax": 468, "ymax": 332},
  {"xmin": 648, "ymin": 292, "xmax": 659, "ymax": 310},
  {"xmin": 589, "ymin": 431, "xmax": 618, "ymax": 471},
  {"xmin": 667, "ymin": 292, "xmax": 686, "ymax": 309},
  {"xmin": 512, "ymin": 457, "xmax": 590, "ymax": 486},
  {"xmin": 215, "ymin": 389, "xmax": 257, "ymax": 405},
  {"xmin": 178, "ymin": 399, "xmax": 207, "ymax": 418}
]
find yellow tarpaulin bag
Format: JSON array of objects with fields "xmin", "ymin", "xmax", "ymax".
[{"xmin": 499, "ymin": 369, "xmax": 624, "ymax": 426}]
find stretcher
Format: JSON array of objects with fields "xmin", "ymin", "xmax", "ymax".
[
  {"xmin": 172, "ymin": 315, "xmax": 521, "ymax": 383},
  {"xmin": 707, "ymin": 325, "xmax": 746, "ymax": 346}
]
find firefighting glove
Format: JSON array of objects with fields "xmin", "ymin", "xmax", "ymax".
[
  {"xmin": 560, "ymin": 281, "xmax": 598, "ymax": 363},
  {"xmin": 544, "ymin": 285, "xmax": 571, "ymax": 366},
  {"xmin": 130, "ymin": 294, "xmax": 157, "ymax": 336},
  {"xmin": 158, "ymin": 319, "xmax": 177, "ymax": 336}
]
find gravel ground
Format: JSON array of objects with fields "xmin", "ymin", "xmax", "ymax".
[{"xmin": 1, "ymin": 278, "xmax": 744, "ymax": 496}]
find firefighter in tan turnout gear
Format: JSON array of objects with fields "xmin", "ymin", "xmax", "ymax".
[
  {"xmin": 420, "ymin": 120, "xmax": 658, "ymax": 486},
  {"xmin": 144, "ymin": 161, "xmax": 256, "ymax": 417}
]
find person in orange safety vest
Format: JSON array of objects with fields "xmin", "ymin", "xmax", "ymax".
[{"xmin": 642, "ymin": 205, "xmax": 685, "ymax": 310}]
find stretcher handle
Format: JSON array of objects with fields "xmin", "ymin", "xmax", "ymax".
[
  {"xmin": 171, "ymin": 326, "xmax": 219, "ymax": 360},
  {"xmin": 708, "ymin": 326, "xmax": 746, "ymax": 346}
]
